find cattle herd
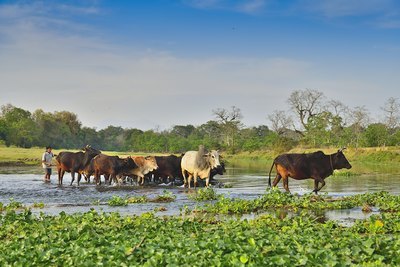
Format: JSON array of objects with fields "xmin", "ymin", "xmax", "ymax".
[
  {"xmin": 55, "ymin": 145, "xmax": 225, "ymax": 188},
  {"xmin": 55, "ymin": 145, "xmax": 352, "ymax": 194}
]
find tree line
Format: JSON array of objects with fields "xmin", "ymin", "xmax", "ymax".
[{"xmin": 1, "ymin": 89, "xmax": 399, "ymax": 153}]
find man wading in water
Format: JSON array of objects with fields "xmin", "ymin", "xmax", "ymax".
[{"xmin": 42, "ymin": 146, "xmax": 54, "ymax": 182}]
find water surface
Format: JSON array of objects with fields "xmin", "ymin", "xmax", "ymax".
[{"xmin": 1, "ymin": 161, "xmax": 399, "ymax": 219}]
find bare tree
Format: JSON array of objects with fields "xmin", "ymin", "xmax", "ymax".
[
  {"xmin": 268, "ymin": 110, "xmax": 293, "ymax": 135},
  {"xmin": 213, "ymin": 106, "xmax": 243, "ymax": 152},
  {"xmin": 288, "ymin": 89, "xmax": 325, "ymax": 130},
  {"xmin": 350, "ymin": 106, "xmax": 370, "ymax": 148},
  {"xmin": 381, "ymin": 97, "xmax": 400, "ymax": 131}
]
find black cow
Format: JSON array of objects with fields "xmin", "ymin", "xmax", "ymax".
[
  {"xmin": 91, "ymin": 154, "xmax": 138, "ymax": 185},
  {"xmin": 147, "ymin": 155, "xmax": 183, "ymax": 184},
  {"xmin": 268, "ymin": 148, "xmax": 352, "ymax": 194},
  {"xmin": 56, "ymin": 145, "xmax": 101, "ymax": 186}
]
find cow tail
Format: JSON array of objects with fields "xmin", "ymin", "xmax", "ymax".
[{"xmin": 268, "ymin": 161, "xmax": 275, "ymax": 188}]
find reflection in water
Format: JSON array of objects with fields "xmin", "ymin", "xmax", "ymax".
[{"xmin": 0, "ymin": 162, "xmax": 399, "ymax": 223}]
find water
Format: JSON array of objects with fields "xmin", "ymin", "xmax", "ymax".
[{"xmin": 0, "ymin": 162, "xmax": 399, "ymax": 221}]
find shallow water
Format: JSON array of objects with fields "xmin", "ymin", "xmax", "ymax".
[{"xmin": 0, "ymin": 163, "xmax": 399, "ymax": 221}]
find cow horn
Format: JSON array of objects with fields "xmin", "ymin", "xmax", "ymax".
[{"xmin": 338, "ymin": 147, "xmax": 347, "ymax": 152}]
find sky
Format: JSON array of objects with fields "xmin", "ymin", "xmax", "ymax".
[{"xmin": 0, "ymin": 0, "xmax": 399, "ymax": 130}]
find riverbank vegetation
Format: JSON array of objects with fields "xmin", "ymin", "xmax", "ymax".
[
  {"xmin": 1, "ymin": 90, "xmax": 399, "ymax": 155},
  {"xmin": 1, "ymin": 190, "xmax": 399, "ymax": 266}
]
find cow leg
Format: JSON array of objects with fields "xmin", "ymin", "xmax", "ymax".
[
  {"xmin": 205, "ymin": 176, "xmax": 210, "ymax": 187},
  {"xmin": 77, "ymin": 173, "xmax": 82, "ymax": 186},
  {"xmin": 272, "ymin": 174, "xmax": 282, "ymax": 187},
  {"xmin": 188, "ymin": 174, "xmax": 193, "ymax": 189},
  {"xmin": 193, "ymin": 172, "xmax": 198, "ymax": 189},
  {"xmin": 137, "ymin": 175, "xmax": 144, "ymax": 185},
  {"xmin": 182, "ymin": 170, "xmax": 188, "ymax": 187},
  {"xmin": 313, "ymin": 178, "xmax": 326, "ymax": 194},
  {"xmin": 95, "ymin": 171, "xmax": 100, "ymax": 186},
  {"xmin": 58, "ymin": 168, "xmax": 64, "ymax": 185},
  {"xmin": 110, "ymin": 174, "xmax": 116, "ymax": 185},
  {"xmin": 282, "ymin": 176, "xmax": 290, "ymax": 193},
  {"xmin": 70, "ymin": 172, "xmax": 75, "ymax": 186}
]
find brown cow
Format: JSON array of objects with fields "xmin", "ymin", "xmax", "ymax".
[
  {"xmin": 91, "ymin": 154, "xmax": 138, "ymax": 185},
  {"xmin": 129, "ymin": 156, "xmax": 158, "ymax": 185},
  {"xmin": 268, "ymin": 148, "xmax": 352, "ymax": 194},
  {"xmin": 56, "ymin": 145, "xmax": 101, "ymax": 186}
]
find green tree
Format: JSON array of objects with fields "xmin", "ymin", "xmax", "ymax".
[
  {"xmin": 1, "ymin": 104, "xmax": 39, "ymax": 147},
  {"xmin": 98, "ymin": 126, "xmax": 126, "ymax": 151},
  {"xmin": 362, "ymin": 123, "xmax": 389, "ymax": 147}
]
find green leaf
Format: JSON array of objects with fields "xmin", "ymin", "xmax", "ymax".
[{"xmin": 240, "ymin": 254, "xmax": 249, "ymax": 264}]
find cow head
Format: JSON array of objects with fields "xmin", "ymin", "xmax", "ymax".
[
  {"xmin": 333, "ymin": 148, "xmax": 352, "ymax": 170},
  {"xmin": 84, "ymin": 145, "xmax": 101, "ymax": 156},
  {"xmin": 204, "ymin": 150, "xmax": 221, "ymax": 169},
  {"xmin": 145, "ymin": 156, "xmax": 158, "ymax": 171},
  {"xmin": 124, "ymin": 156, "xmax": 138, "ymax": 169}
]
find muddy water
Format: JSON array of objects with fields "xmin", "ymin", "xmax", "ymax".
[{"xmin": 0, "ymin": 161, "xmax": 399, "ymax": 220}]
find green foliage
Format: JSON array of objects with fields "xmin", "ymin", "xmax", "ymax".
[
  {"xmin": 126, "ymin": 195, "xmax": 148, "ymax": 204},
  {"xmin": 0, "ymin": 206, "xmax": 399, "ymax": 265},
  {"xmin": 152, "ymin": 190, "xmax": 176, "ymax": 203},
  {"xmin": 189, "ymin": 188, "xmax": 219, "ymax": 201},
  {"xmin": 196, "ymin": 190, "xmax": 400, "ymax": 215},
  {"xmin": 362, "ymin": 123, "xmax": 390, "ymax": 147},
  {"xmin": 32, "ymin": 202, "xmax": 45, "ymax": 209},
  {"xmin": 108, "ymin": 192, "xmax": 176, "ymax": 206},
  {"xmin": 0, "ymin": 199, "xmax": 26, "ymax": 212},
  {"xmin": 1, "ymin": 103, "xmax": 400, "ymax": 152},
  {"xmin": 107, "ymin": 196, "xmax": 128, "ymax": 206}
]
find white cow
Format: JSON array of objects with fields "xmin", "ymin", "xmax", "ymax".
[{"xmin": 181, "ymin": 146, "xmax": 221, "ymax": 188}]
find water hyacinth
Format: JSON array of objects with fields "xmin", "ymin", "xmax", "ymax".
[{"xmin": 0, "ymin": 208, "xmax": 399, "ymax": 266}]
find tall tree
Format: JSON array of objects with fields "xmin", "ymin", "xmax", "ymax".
[
  {"xmin": 381, "ymin": 97, "xmax": 400, "ymax": 131},
  {"xmin": 288, "ymin": 89, "xmax": 324, "ymax": 131},
  {"xmin": 212, "ymin": 106, "xmax": 243, "ymax": 153},
  {"xmin": 1, "ymin": 104, "xmax": 39, "ymax": 147},
  {"xmin": 350, "ymin": 106, "xmax": 370, "ymax": 148},
  {"xmin": 268, "ymin": 110, "xmax": 293, "ymax": 135}
]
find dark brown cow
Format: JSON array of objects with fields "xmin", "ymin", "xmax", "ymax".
[
  {"xmin": 147, "ymin": 155, "xmax": 183, "ymax": 184},
  {"xmin": 91, "ymin": 154, "xmax": 138, "ymax": 185},
  {"xmin": 56, "ymin": 145, "xmax": 101, "ymax": 186},
  {"xmin": 268, "ymin": 148, "xmax": 352, "ymax": 194}
]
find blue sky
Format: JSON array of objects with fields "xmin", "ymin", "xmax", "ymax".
[{"xmin": 0, "ymin": 0, "xmax": 399, "ymax": 130}]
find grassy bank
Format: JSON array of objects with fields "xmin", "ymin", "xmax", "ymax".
[
  {"xmin": 0, "ymin": 145, "xmax": 399, "ymax": 167},
  {"xmin": 0, "ymin": 145, "xmax": 151, "ymax": 167},
  {"xmin": 226, "ymin": 146, "xmax": 400, "ymax": 164}
]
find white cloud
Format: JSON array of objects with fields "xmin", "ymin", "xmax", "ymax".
[
  {"xmin": 299, "ymin": 0, "xmax": 395, "ymax": 18},
  {"xmin": 183, "ymin": 0, "xmax": 269, "ymax": 15},
  {"xmin": 0, "ymin": 5, "xmax": 311, "ymax": 129},
  {"xmin": 237, "ymin": 0, "xmax": 267, "ymax": 14}
]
